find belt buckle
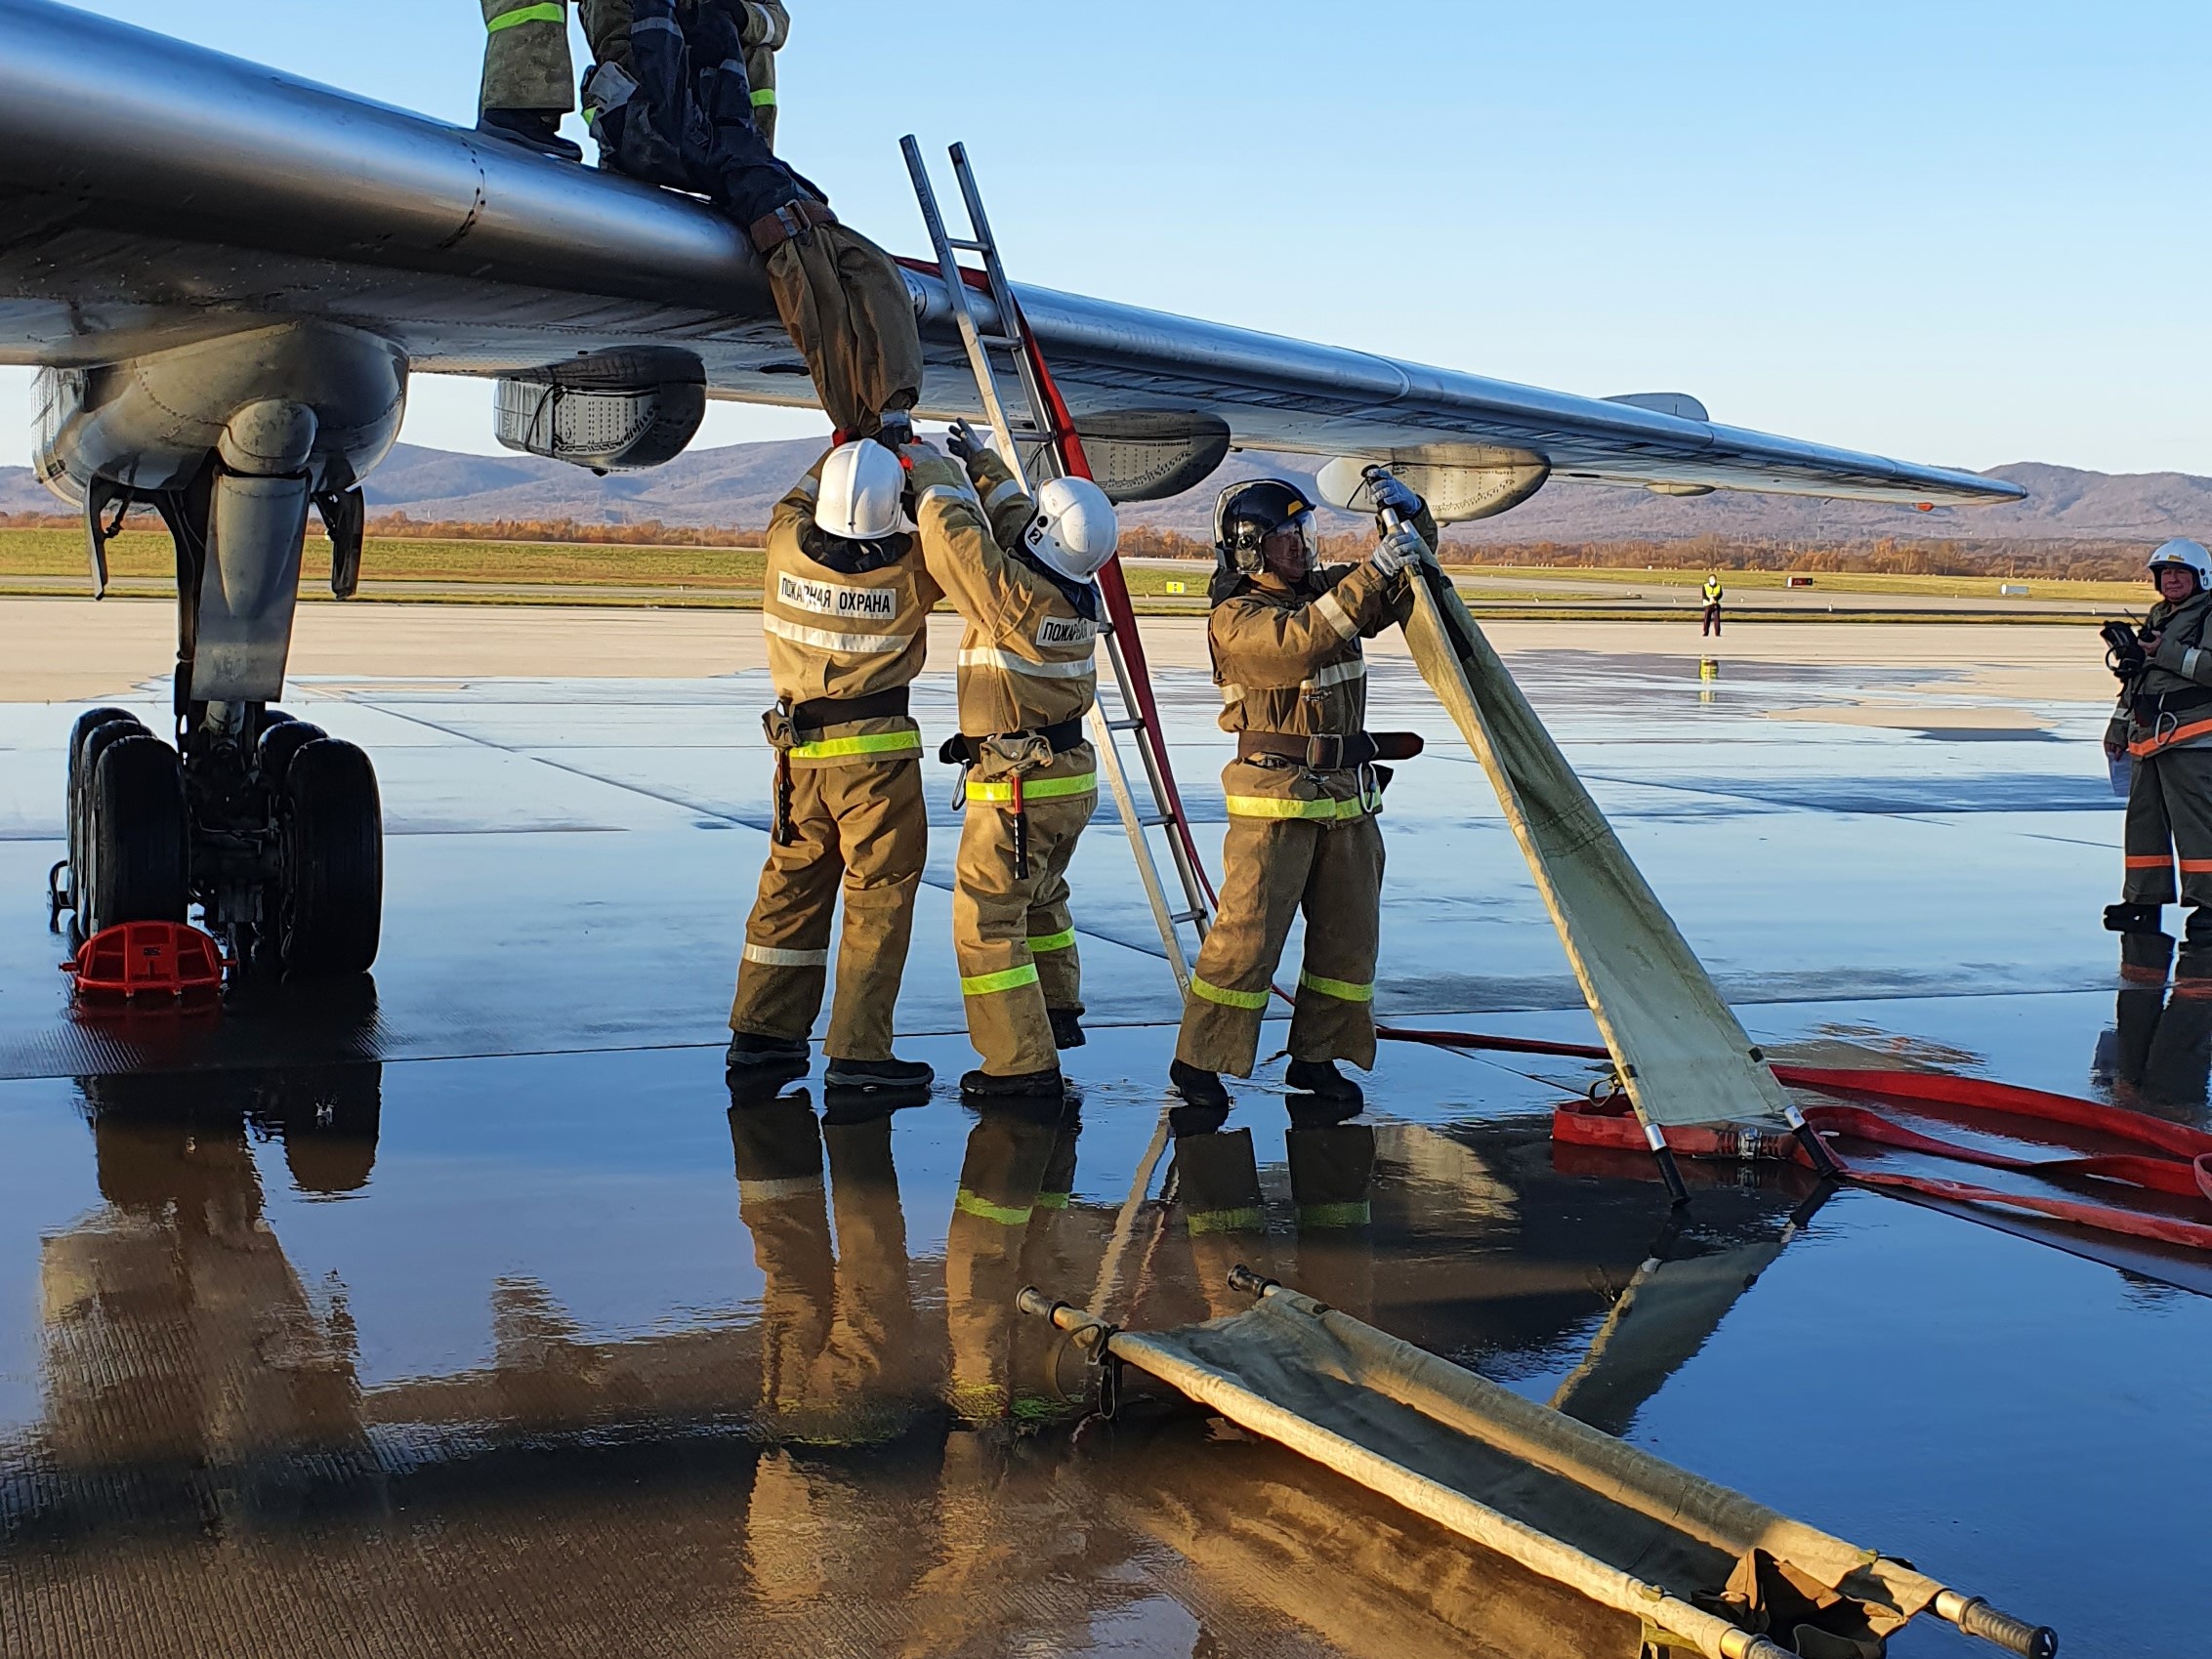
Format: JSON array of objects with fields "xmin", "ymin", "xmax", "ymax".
[{"xmin": 1305, "ymin": 734, "xmax": 1344, "ymax": 771}]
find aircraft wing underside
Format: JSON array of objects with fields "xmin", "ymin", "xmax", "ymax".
[{"xmin": 0, "ymin": 0, "xmax": 2020, "ymax": 510}]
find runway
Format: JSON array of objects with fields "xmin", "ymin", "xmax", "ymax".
[{"xmin": 0, "ymin": 611, "xmax": 2203, "ymax": 1658}]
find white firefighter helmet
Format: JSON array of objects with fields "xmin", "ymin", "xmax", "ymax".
[
  {"xmin": 2148, "ymin": 538, "xmax": 2212, "ymax": 588},
  {"xmin": 814, "ymin": 439, "xmax": 905, "ymax": 541},
  {"xmin": 1024, "ymin": 476, "xmax": 1120, "ymax": 582}
]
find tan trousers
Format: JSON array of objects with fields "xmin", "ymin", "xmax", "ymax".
[
  {"xmin": 2123, "ymin": 747, "xmax": 2212, "ymax": 909},
  {"xmin": 954, "ymin": 778, "xmax": 1091, "ymax": 1077},
  {"xmin": 767, "ymin": 224, "xmax": 925, "ymax": 440},
  {"xmin": 480, "ymin": 0, "xmax": 631, "ymax": 112},
  {"xmin": 730, "ymin": 757, "xmax": 926, "ymax": 1060},
  {"xmin": 944, "ymin": 1108, "xmax": 1063, "ymax": 1421},
  {"xmin": 1176, "ymin": 811, "xmax": 1385, "ymax": 1077}
]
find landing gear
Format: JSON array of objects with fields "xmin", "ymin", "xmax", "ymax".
[{"xmin": 51, "ymin": 463, "xmax": 384, "ymax": 978}]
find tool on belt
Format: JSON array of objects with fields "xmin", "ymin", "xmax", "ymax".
[
  {"xmin": 1235, "ymin": 730, "xmax": 1425, "ymax": 769},
  {"xmin": 762, "ymin": 686, "xmax": 911, "ymax": 845},
  {"xmin": 940, "ymin": 718, "xmax": 1086, "ymax": 879},
  {"xmin": 2103, "ymin": 619, "xmax": 2151, "ymax": 682}
]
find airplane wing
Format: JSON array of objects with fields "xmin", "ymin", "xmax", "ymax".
[{"xmin": 0, "ymin": 0, "xmax": 2021, "ymax": 512}]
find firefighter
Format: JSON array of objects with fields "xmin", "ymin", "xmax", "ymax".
[
  {"xmin": 2105, "ymin": 537, "xmax": 2212, "ymax": 979},
  {"xmin": 726, "ymin": 441, "xmax": 940, "ymax": 1092},
  {"xmin": 907, "ymin": 427, "xmax": 1120, "ymax": 1099},
  {"xmin": 1167, "ymin": 476, "xmax": 1433, "ymax": 1115},
  {"xmin": 1701, "ymin": 573, "xmax": 1725, "ymax": 638},
  {"xmin": 584, "ymin": 0, "xmax": 919, "ymax": 445}
]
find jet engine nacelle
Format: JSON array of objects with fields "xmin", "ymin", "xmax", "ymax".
[
  {"xmin": 33, "ymin": 321, "xmax": 407, "ymax": 501},
  {"xmin": 493, "ymin": 348, "xmax": 707, "ymax": 473}
]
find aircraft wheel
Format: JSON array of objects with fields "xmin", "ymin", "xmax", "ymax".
[
  {"xmin": 278, "ymin": 738, "xmax": 382, "ymax": 977},
  {"xmin": 83, "ymin": 734, "xmax": 189, "ymax": 933},
  {"xmin": 256, "ymin": 720, "xmax": 327, "ymax": 792},
  {"xmin": 67, "ymin": 711, "xmax": 143, "ymax": 878}
]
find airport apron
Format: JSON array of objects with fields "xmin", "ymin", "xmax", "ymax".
[
  {"xmin": 1175, "ymin": 557, "xmax": 1414, "ymax": 1079},
  {"xmin": 913, "ymin": 452, "xmax": 1102, "ymax": 1077}
]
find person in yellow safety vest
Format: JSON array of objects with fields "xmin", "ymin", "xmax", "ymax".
[
  {"xmin": 906, "ymin": 423, "xmax": 1121, "ymax": 1100},
  {"xmin": 1701, "ymin": 573, "xmax": 1725, "ymax": 638},
  {"xmin": 1167, "ymin": 475, "xmax": 1434, "ymax": 1117},
  {"xmin": 2104, "ymin": 537, "xmax": 2212, "ymax": 982},
  {"xmin": 725, "ymin": 441, "xmax": 943, "ymax": 1093},
  {"xmin": 478, "ymin": 1, "xmax": 789, "ymax": 159}
]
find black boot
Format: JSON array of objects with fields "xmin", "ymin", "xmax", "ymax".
[
  {"xmin": 728, "ymin": 1031, "xmax": 809, "ymax": 1073},
  {"xmin": 476, "ymin": 107, "xmax": 583, "ymax": 162},
  {"xmin": 1284, "ymin": 1058, "xmax": 1363, "ymax": 1108},
  {"xmin": 2106, "ymin": 902, "xmax": 2165, "ymax": 935},
  {"xmin": 961, "ymin": 1066, "xmax": 1065, "ymax": 1100},
  {"xmin": 1169, "ymin": 1058, "xmax": 1230, "ymax": 1111},
  {"xmin": 825, "ymin": 1055, "xmax": 936, "ymax": 1091},
  {"xmin": 1047, "ymin": 1008, "xmax": 1087, "ymax": 1051}
]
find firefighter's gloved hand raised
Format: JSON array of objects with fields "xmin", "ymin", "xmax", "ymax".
[
  {"xmin": 1368, "ymin": 521, "xmax": 1429, "ymax": 577},
  {"xmin": 945, "ymin": 419, "xmax": 988, "ymax": 464},
  {"xmin": 904, "ymin": 445, "xmax": 975, "ymax": 504},
  {"xmin": 1368, "ymin": 472, "xmax": 1424, "ymax": 524}
]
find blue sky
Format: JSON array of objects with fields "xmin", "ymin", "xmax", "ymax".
[{"xmin": 5, "ymin": 1, "xmax": 2208, "ymax": 474}]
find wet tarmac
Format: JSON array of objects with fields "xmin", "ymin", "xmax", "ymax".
[{"xmin": 1, "ymin": 641, "xmax": 2205, "ymax": 1657}]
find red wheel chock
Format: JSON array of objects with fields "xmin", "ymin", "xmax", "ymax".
[{"xmin": 63, "ymin": 922, "xmax": 227, "ymax": 1002}]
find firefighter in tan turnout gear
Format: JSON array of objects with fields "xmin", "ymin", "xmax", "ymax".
[
  {"xmin": 2104, "ymin": 537, "xmax": 2212, "ymax": 983},
  {"xmin": 908, "ymin": 423, "xmax": 1121, "ymax": 1100},
  {"xmin": 1168, "ymin": 475, "xmax": 1435, "ymax": 1116},
  {"xmin": 726, "ymin": 440, "xmax": 940, "ymax": 1093}
]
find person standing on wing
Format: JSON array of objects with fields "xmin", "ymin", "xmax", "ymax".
[
  {"xmin": 906, "ymin": 423, "xmax": 1120, "ymax": 1101},
  {"xmin": 726, "ymin": 440, "xmax": 942, "ymax": 1094},
  {"xmin": 1167, "ymin": 475, "xmax": 1433, "ymax": 1118},
  {"xmin": 2104, "ymin": 537, "xmax": 2212, "ymax": 984}
]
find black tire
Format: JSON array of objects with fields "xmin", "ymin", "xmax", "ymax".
[
  {"xmin": 84, "ymin": 734, "xmax": 188, "ymax": 933},
  {"xmin": 67, "ymin": 711, "xmax": 142, "ymax": 875},
  {"xmin": 257, "ymin": 720, "xmax": 327, "ymax": 792},
  {"xmin": 76, "ymin": 719, "xmax": 156, "ymax": 917},
  {"xmin": 280, "ymin": 739, "xmax": 382, "ymax": 977}
]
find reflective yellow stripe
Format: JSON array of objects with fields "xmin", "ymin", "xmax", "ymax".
[
  {"xmin": 1223, "ymin": 793, "xmax": 1373, "ymax": 820},
  {"xmin": 1034, "ymin": 1191, "xmax": 1072, "ymax": 1211},
  {"xmin": 965, "ymin": 771, "xmax": 1098, "ymax": 805},
  {"xmin": 1299, "ymin": 970, "xmax": 1374, "ymax": 1004},
  {"xmin": 1026, "ymin": 928, "xmax": 1078, "ymax": 954},
  {"xmin": 1188, "ymin": 1206, "xmax": 1266, "ymax": 1235},
  {"xmin": 1298, "ymin": 1201, "xmax": 1372, "ymax": 1228},
  {"xmin": 752, "ymin": 88, "xmax": 778, "ymax": 106},
  {"xmin": 788, "ymin": 730, "xmax": 921, "ymax": 761},
  {"xmin": 486, "ymin": 1, "xmax": 564, "ymax": 30},
  {"xmin": 961, "ymin": 964, "xmax": 1041, "ymax": 997},
  {"xmin": 954, "ymin": 1188, "xmax": 1033, "ymax": 1226},
  {"xmin": 1189, "ymin": 975, "xmax": 1270, "ymax": 1012}
]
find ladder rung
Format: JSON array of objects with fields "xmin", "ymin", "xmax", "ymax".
[
  {"xmin": 1136, "ymin": 813, "xmax": 1171, "ymax": 829},
  {"xmin": 1105, "ymin": 718, "xmax": 1144, "ymax": 733},
  {"xmin": 949, "ymin": 237, "xmax": 990, "ymax": 253},
  {"xmin": 977, "ymin": 333, "xmax": 1024, "ymax": 350},
  {"xmin": 1168, "ymin": 910, "xmax": 1207, "ymax": 927}
]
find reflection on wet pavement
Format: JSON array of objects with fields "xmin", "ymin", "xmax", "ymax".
[{"xmin": 1, "ymin": 648, "xmax": 2207, "ymax": 1657}]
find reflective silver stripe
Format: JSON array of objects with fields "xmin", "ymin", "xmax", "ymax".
[
  {"xmin": 762, "ymin": 614, "xmax": 913, "ymax": 655},
  {"xmin": 982, "ymin": 477, "xmax": 1025, "ymax": 514},
  {"xmin": 790, "ymin": 475, "xmax": 821, "ymax": 500},
  {"xmin": 743, "ymin": 942, "xmax": 829, "ymax": 969},
  {"xmin": 1315, "ymin": 591, "xmax": 1356, "ymax": 640},
  {"xmin": 959, "ymin": 645, "xmax": 1095, "ymax": 680},
  {"xmin": 916, "ymin": 482, "xmax": 977, "ymax": 513},
  {"xmin": 738, "ymin": 1176, "xmax": 822, "ymax": 1203},
  {"xmin": 1219, "ymin": 683, "xmax": 1246, "ymax": 704},
  {"xmin": 1301, "ymin": 656, "xmax": 1367, "ymax": 691},
  {"xmin": 633, "ymin": 15, "xmax": 684, "ymax": 37},
  {"xmin": 2188, "ymin": 648, "xmax": 2204, "ymax": 681}
]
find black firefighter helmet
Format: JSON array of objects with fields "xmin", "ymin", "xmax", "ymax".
[{"xmin": 1214, "ymin": 478, "xmax": 1320, "ymax": 586}]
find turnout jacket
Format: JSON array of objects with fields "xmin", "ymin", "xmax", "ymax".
[
  {"xmin": 2114, "ymin": 590, "xmax": 2212, "ymax": 759},
  {"xmin": 908, "ymin": 449, "xmax": 1101, "ymax": 758},
  {"xmin": 1208, "ymin": 537, "xmax": 1421, "ymax": 817},
  {"xmin": 760, "ymin": 450, "xmax": 944, "ymax": 767}
]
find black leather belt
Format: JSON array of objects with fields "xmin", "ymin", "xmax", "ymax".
[
  {"xmin": 2133, "ymin": 685, "xmax": 2212, "ymax": 724},
  {"xmin": 1237, "ymin": 730, "xmax": 1425, "ymax": 770},
  {"xmin": 939, "ymin": 718, "xmax": 1087, "ymax": 767},
  {"xmin": 792, "ymin": 686, "xmax": 909, "ymax": 728}
]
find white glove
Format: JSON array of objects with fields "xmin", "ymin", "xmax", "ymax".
[{"xmin": 1369, "ymin": 522, "xmax": 1427, "ymax": 577}]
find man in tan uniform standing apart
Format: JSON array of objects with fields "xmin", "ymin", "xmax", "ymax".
[
  {"xmin": 1168, "ymin": 476, "xmax": 1434, "ymax": 1116},
  {"xmin": 907, "ymin": 426, "xmax": 1121, "ymax": 1099},
  {"xmin": 726, "ymin": 440, "xmax": 940, "ymax": 1092}
]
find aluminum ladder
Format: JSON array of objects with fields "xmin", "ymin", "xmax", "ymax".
[{"xmin": 899, "ymin": 135, "xmax": 1216, "ymax": 991}]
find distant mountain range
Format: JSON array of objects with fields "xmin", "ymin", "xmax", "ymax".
[{"xmin": 5, "ymin": 442, "xmax": 2206, "ymax": 547}]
